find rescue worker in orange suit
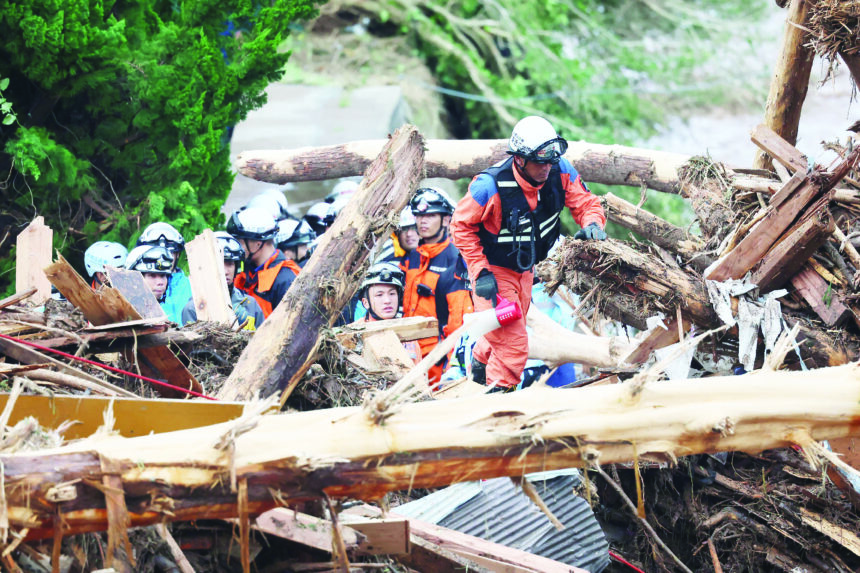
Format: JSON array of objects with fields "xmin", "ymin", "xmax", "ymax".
[
  {"xmin": 227, "ymin": 206, "xmax": 301, "ymax": 318},
  {"xmin": 402, "ymin": 187, "xmax": 474, "ymax": 383},
  {"xmin": 359, "ymin": 262, "xmax": 421, "ymax": 364},
  {"xmin": 450, "ymin": 116, "xmax": 607, "ymax": 391}
]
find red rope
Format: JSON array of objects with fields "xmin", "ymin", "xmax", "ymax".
[
  {"xmin": 610, "ymin": 550, "xmax": 647, "ymax": 573},
  {"xmin": 0, "ymin": 332, "xmax": 216, "ymax": 400}
]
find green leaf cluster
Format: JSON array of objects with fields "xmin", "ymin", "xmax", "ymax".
[{"xmin": 0, "ymin": 0, "xmax": 320, "ymax": 295}]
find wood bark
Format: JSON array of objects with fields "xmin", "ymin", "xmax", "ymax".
[
  {"xmin": 840, "ymin": 51, "xmax": 860, "ymax": 92},
  {"xmin": 5, "ymin": 364, "xmax": 860, "ymax": 541},
  {"xmin": 753, "ymin": 0, "xmax": 815, "ymax": 170},
  {"xmin": 601, "ymin": 192, "xmax": 708, "ymax": 266},
  {"xmin": 236, "ymin": 139, "xmax": 691, "ymax": 194},
  {"xmin": 218, "ymin": 125, "xmax": 426, "ymax": 401},
  {"xmin": 538, "ymin": 238, "xmax": 852, "ymax": 368}
]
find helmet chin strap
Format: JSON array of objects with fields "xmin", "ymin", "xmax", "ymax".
[{"xmin": 514, "ymin": 157, "xmax": 545, "ymax": 187}]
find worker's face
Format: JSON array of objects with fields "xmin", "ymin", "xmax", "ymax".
[
  {"xmin": 364, "ymin": 284, "xmax": 399, "ymax": 319},
  {"xmin": 223, "ymin": 260, "xmax": 237, "ymax": 285},
  {"xmin": 397, "ymin": 225, "xmax": 420, "ymax": 251},
  {"xmin": 415, "ymin": 214, "xmax": 450, "ymax": 242},
  {"xmin": 142, "ymin": 272, "xmax": 169, "ymax": 300},
  {"xmin": 515, "ymin": 156, "xmax": 552, "ymax": 184},
  {"xmin": 94, "ymin": 271, "xmax": 108, "ymax": 286}
]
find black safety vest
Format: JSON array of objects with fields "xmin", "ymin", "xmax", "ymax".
[{"xmin": 476, "ymin": 157, "xmax": 565, "ymax": 271}]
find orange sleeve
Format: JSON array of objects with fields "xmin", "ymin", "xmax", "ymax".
[
  {"xmin": 563, "ymin": 172, "xmax": 606, "ymax": 229},
  {"xmin": 443, "ymin": 289, "xmax": 475, "ymax": 338},
  {"xmin": 450, "ymin": 175, "xmax": 502, "ymax": 281}
]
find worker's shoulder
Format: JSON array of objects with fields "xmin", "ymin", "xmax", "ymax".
[
  {"xmin": 556, "ymin": 157, "xmax": 578, "ymax": 177},
  {"xmin": 468, "ymin": 173, "xmax": 500, "ymax": 207}
]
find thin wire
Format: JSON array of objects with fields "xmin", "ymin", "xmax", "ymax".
[{"xmin": 0, "ymin": 332, "xmax": 216, "ymax": 400}]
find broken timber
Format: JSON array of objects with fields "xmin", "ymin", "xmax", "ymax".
[
  {"xmin": 218, "ymin": 124, "xmax": 426, "ymax": 402},
  {"xmin": 185, "ymin": 229, "xmax": 234, "ymax": 324},
  {"xmin": 5, "ymin": 364, "xmax": 860, "ymax": 540},
  {"xmin": 236, "ymin": 138, "xmax": 690, "ymax": 194},
  {"xmin": 15, "ymin": 217, "xmax": 53, "ymax": 306}
]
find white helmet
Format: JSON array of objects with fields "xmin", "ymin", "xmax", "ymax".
[
  {"xmin": 84, "ymin": 241, "xmax": 128, "ymax": 277},
  {"xmin": 275, "ymin": 218, "xmax": 300, "ymax": 246},
  {"xmin": 304, "ymin": 201, "xmax": 331, "ymax": 236},
  {"xmin": 136, "ymin": 222, "xmax": 185, "ymax": 255},
  {"xmin": 226, "ymin": 207, "xmax": 278, "ymax": 241},
  {"xmin": 323, "ymin": 197, "xmax": 350, "ymax": 226},
  {"xmin": 508, "ymin": 116, "xmax": 568, "ymax": 164},
  {"xmin": 325, "ymin": 179, "xmax": 359, "ymax": 203},
  {"xmin": 398, "ymin": 206, "xmax": 416, "ymax": 228},
  {"xmin": 247, "ymin": 191, "xmax": 291, "ymax": 221},
  {"xmin": 126, "ymin": 245, "xmax": 174, "ymax": 275}
]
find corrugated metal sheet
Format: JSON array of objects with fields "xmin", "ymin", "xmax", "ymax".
[{"xmin": 396, "ymin": 469, "xmax": 609, "ymax": 572}]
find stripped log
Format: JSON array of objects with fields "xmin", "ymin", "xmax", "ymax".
[
  {"xmin": 236, "ymin": 139, "xmax": 691, "ymax": 194},
  {"xmin": 526, "ymin": 305, "xmax": 634, "ymax": 368},
  {"xmin": 218, "ymin": 125, "xmax": 426, "ymax": 401},
  {"xmin": 753, "ymin": 0, "xmax": 814, "ymax": 170},
  {"xmin": 5, "ymin": 363, "xmax": 860, "ymax": 541}
]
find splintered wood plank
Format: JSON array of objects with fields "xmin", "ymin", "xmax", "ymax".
[
  {"xmin": 45, "ymin": 256, "xmax": 141, "ymax": 326},
  {"xmin": 339, "ymin": 516, "xmax": 410, "ymax": 555},
  {"xmin": 0, "ymin": 288, "xmax": 38, "ymax": 311},
  {"xmin": 705, "ymin": 178, "xmax": 821, "ymax": 282},
  {"xmin": 751, "ymin": 198, "xmax": 834, "ymax": 291},
  {"xmin": 362, "ymin": 330, "xmax": 417, "ymax": 379},
  {"xmin": 0, "ymin": 334, "xmax": 108, "ymax": 386},
  {"xmin": 106, "ymin": 267, "xmax": 167, "ymax": 321},
  {"xmin": 185, "ymin": 230, "xmax": 233, "ymax": 324},
  {"xmin": 799, "ymin": 508, "xmax": 860, "ymax": 557},
  {"xmin": 336, "ymin": 316, "xmax": 439, "ymax": 350},
  {"xmin": 790, "ymin": 265, "xmax": 852, "ymax": 327},
  {"xmin": 135, "ymin": 346, "xmax": 203, "ymax": 397},
  {"xmin": 768, "ymin": 172, "xmax": 805, "ymax": 209},
  {"xmin": 46, "ymin": 256, "xmax": 200, "ymax": 397},
  {"xmin": 751, "ymin": 124, "xmax": 809, "ymax": 174},
  {"xmin": 253, "ymin": 508, "xmax": 363, "ymax": 553},
  {"xmin": 624, "ymin": 317, "xmax": 691, "ymax": 364},
  {"xmin": 16, "ymin": 217, "xmax": 53, "ymax": 306}
]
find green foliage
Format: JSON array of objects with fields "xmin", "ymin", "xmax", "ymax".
[
  {"xmin": 0, "ymin": 0, "xmax": 320, "ymax": 295},
  {"xmin": 353, "ymin": 0, "xmax": 764, "ymax": 142}
]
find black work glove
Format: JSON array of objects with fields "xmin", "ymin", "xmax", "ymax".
[
  {"xmin": 574, "ymin": 222, "xmax": 607, "ymax": 241},
  {"xmin": 474, "ymin": 268, "xmax": 499, "ymax": 308}
]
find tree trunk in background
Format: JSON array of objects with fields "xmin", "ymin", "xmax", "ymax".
[
  {"xmin": 217, "ymin": 125, "xmax": 426, "ymax": 402},
  {"xmin": 753, "ymin": 0, "xmax": 814, "ymax": 171},
  {"xmin": 236, "ymin": 139, "xmax": 692, "ymax": 194}
]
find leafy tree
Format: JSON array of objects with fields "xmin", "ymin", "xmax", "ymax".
[{"xmin": 0, "ymin": 0, "xmax": 319, "ymax": 295}]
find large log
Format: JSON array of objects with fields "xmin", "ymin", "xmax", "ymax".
[
  {"xmin": 753, "ymin": 0, "xmax": 814, "ymax": 171},
  {"xmin": 217, "ymin": 125, "xmax": 426, "ymax": 401},
  {"xmin": 236, "ymin": 139, "xmax": 691, "ymax": 194},
  {"xmin": 5, "ymin": 364, "xmax": 860, "ymax": 541},
  {"xmin": 538, "ymin": 238, "xmax": 852, "ymax": 368},
  {"xmin": 526, "ymin": 305, "xmax": 634, "ymax": 368}
]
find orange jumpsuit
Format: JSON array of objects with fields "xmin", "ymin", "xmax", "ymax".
[{"xmin": 450, "ymin": 157, "xmax": 605, "ymax": 388}]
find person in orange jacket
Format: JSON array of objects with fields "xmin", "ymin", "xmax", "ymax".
[
  {"xmin": 450, "ymin": 116, "xmax": 607, "ymax": 391},
  {"xmin": 359, "ymin": 261, "xmax": 421, "ymax": 364},
  {"xmin": 228, "ymin": 207, "xmax": 301, "ymax": 318},
  {"xmin": 403, "ymin": 187, "xmax": 474, "ymax": 382}
]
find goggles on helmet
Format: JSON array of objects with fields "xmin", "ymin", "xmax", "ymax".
[
  {"xmin": 528, "ymin": 137, "xmax": 568, "ymax": 164},
  {"xmin": 140, "ymin": 253, "xmax": 174, "ymax": 272}
]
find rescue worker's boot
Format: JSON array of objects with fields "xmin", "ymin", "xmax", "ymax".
[{"xmin": 471, "ymin": 357, "xmax": 487, "ymax": 385}]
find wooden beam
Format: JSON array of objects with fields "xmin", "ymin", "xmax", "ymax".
[
  {"xmin": 338, "ymin": 515, "xmax": 410, "ymax": 556},
  {"xmin": 403, "ymin": 536, "xmax": 492, "ymax": 573},
  {"xmin": 790, "ymin": 264, "xmax": 852, "ymax": 327},
  {"xmin": 218, "ymin": 125, "xmax": 427, "ymax": 402},
  {"xmin": 753, "ymin": 0, "xmax": 815, "ymax": 170},
  {"xmin": 252, "ymin": 508, "xmax": 365, "ymax": 553},
  {"xmin": 6, "ymin": 363, "xmax": 860, "ymax": 541},
  {"xmin": 235, "ymin": 139, "xmax": 691, "ymax": 194},
  {"xmin": 362, "ymin": 330, "xmax": 417, "ymax": 379},
  {"xmin": 705, "ymin": 178, "xmax": 821, "ymax": 282},
  {"xmin": 0, "ymin": 288, "xmax": 38, "ymax": 311},
  {"xmin": 15, "ymin": 217, "xmax": 53, "ymax": 306},
  {"xmin": 751, "ymin": 196, "xmax": 834, "ymax": 291},
  {"xmin": 750, "ymin": 124, "xmax": 808, "ymax": 175},
  {"xmin": 185, "ymin": 230, "xmax": 233, "ymax": 324},
  {"xmin": 336, "ymin": 316, "xmax": 439, "ymax": 350}
]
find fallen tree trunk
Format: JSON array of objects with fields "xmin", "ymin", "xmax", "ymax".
[
  {"xmin": 538, "ymin": 238, "xmax": 853, "ymax": 367},
  {"xmin": 217, "ymin": 125, "xmax": 426, "ymax": 401},
  {"xmin": 753, "ymin": 0, "xmax": 814, "ymax": 171},
  {"xmin": 6, "ymin": 364, "xmax": 860, "ymax": 541},
  {"xmin": 236, "ymin": 139, "xmax": 691, "ymax": 194},
  {"xmin": 526, "ymin": 305, "xmax": 634, "ymax": 368}
]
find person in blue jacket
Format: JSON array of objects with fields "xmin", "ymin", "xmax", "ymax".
[{"xmin": 136, "ymin": 222, "xmax": 192, "ymax": 325}]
